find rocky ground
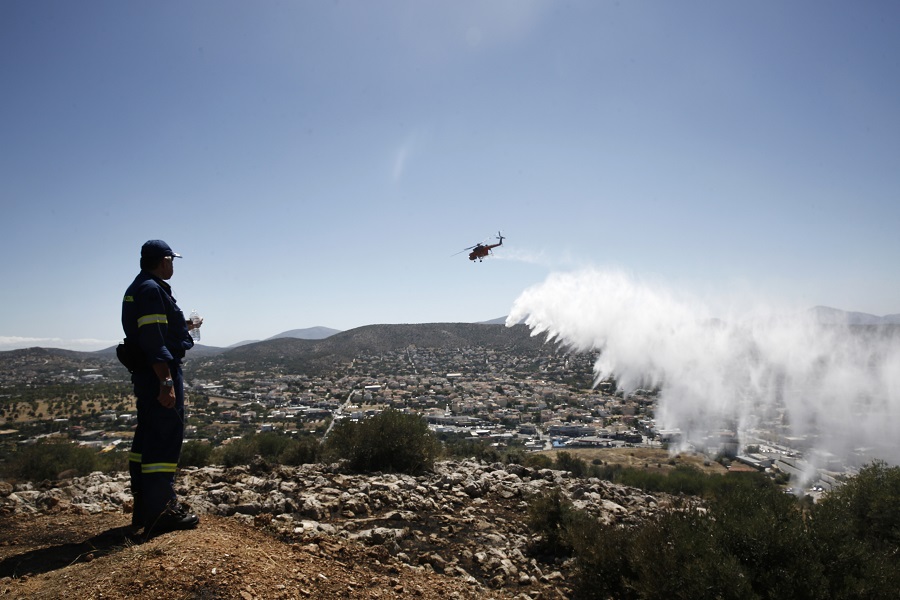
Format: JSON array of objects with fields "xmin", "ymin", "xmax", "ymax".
[{"xmin": 0, "ymin": 460, "xmax": 672, "ymax": 599}]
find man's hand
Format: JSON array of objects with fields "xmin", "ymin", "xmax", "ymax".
[
  {"xmin": 158, "ymin": 386, "xmax": 176, "ymax": 409},
  {"xmin": 152, "ymin": 362, "xmax": 175, "ymax": 408}
]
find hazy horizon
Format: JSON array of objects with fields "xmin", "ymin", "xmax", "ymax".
[{"xmin": 1, "ymin": 302, "xmax": 898, "ymax": 352}]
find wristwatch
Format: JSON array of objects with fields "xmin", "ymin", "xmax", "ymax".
[{"xmin": 162, "ymin": 377, "xmax": 174, "ymax": 388}]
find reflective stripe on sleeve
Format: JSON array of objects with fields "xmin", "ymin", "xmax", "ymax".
[
  {"xmin": 137, "ymin": 314, "xmax": 168, "ymax": 328},
  {"xmin": 129, "ymin": 452, "xmax": 142, "ymax": 463}
]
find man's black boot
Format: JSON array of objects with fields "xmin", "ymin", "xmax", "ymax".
[{"xmin": 145, "ymin": 503, "xmax": 199, "ymax": 535}]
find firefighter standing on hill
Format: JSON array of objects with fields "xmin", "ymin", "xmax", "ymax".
[{"xmin": 122, "ymin": 239, "xmax": 201, "ymax": 534}]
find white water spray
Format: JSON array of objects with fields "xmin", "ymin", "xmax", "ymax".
[{"xmin": 507, "ymin": 269, "xmax": 900, "ymax": 467}]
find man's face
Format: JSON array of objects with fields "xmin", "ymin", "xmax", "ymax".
[{"xmin": 160, "ymin": 256, "xmax": 175, "ymax": 280}]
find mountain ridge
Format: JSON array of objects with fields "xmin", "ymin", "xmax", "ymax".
[
  {"xmin": 0, "ymin": 322, "xmax": 562, "ymax": 378},
  {"xmin": 195, "ymin": 322, "xmax": 557, "ymax": 376},
  {"xmin": 4, "ymin": 307, "xmax": 899, "ymax": 358},
  {"xmin": 810, "ymin": 305, "xmax": 900, "ymax": 325}
]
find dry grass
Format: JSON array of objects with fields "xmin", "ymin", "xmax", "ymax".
[
  {"xmin": 1, "ymin": 395, "xmax": 138, "ymax": 424},
  {"xmin": 539, "ymin": 446, "xmax": 728, "ymax": 475}
]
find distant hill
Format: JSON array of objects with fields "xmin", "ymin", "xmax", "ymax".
[
  {"xmin": 0, "ymin": 322, "xmax": 563, "ymax": 380},
  {"xmin": 6, "ymin": 347, "xmax": 96, "ymax": 361},
  {"xmin": 266, "ymin": 326, "xmax": 341, "ymax": 341},
  {"xmin": 193, "ymin": 322, "xmax": 560, "ymax": 376},
  {"xmin": 810, "ymin": 306, "xmax": 900, "ymax": 325},
  {"xmin": 478, "ymin": 316, "xmax": 508, "ymax": 325},
  {"xmin": 6, "ymin": 310, "xmax": 900, "ymax": 371},
  {"xmin": 93, "ymin": 343, "xmax": 228, "ymax": 358},
  {"xmin": 227, "ymin": 326, "xmax": 341, "ymax": 348}
]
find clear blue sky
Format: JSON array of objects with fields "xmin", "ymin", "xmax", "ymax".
[{"xmin": 2, "ymin": 1, "xmax": 898, "ymax": 351}]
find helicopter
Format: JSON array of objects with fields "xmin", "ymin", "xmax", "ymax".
[{"xmin": 456, "ymin": 231, "xmax": 505, "ymax": 262}]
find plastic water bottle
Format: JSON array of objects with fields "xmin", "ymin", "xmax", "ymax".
[{"xmin": 189, "ymin": 310, "xmax": 201, "ymax": 341}]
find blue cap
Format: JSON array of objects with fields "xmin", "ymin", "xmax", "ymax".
[{"xmin": 141, "ymin": 240, "xmax": 182, "ymax": 259}]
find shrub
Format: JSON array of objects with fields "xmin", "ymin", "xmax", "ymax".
[
  {"xmin": 440, "ymin": 434, "xmax": 501, "ymax": 463},
  {"xmin": 324, "ymin": 408, "xmax": 438, "ymax": 474},
  {"xmin": 5, "ymin": 440, "xmax": 98, "ymax": 481},
  {"xmin": 523, "ymin": 452, "xmax": 553, "ymax": 469},
  {"xmin": 817, "ymin": 460, "xmax": 900, "ymax": 548},
  {"xmin": 566, "ymin": 512, "xmax": 635, "ymax": 600},
  {"xmin": 200, "ymin": 432, "xmax": 322, "ymax": 468},
  {"xmin": 810, "ymin": 460, "xmax": 900, "ymax": 598},
  {"xmin": 554, "ymin": 451, "xmax": 587, "ymax": 477},
  {"xmin": 211, "ymin": 436, "xmax": 260, "ymax": 468},
  {"xmin": 661, "ymin": 464, "xmax": 709, "ymax": 496},
  {"xmin": 255, "ymin": 432, "xmax": 292, "ymax": 460},
  {"xmin": 526, "ymin": 486, "xmax": 577, "ymax": 557},
  {"xmin": 278, "ymin": 437, "xmax": 321, "ymax": 466},
  {"xmin": 180, "ymin": 440, "xmax": 213, "ymax": 467},
  {"xmin": 564, "ymin": 501, "xmax": 747, "ymax": 600},
  {"xmin": 587, "ymin": 461, "xmax": 622, "ymax": 481},
  {"xmin": 626, "ymin": 508, "xmax": 755, "ymax": 600},
  {"xmin": 527, "ymin": 460, "xmax": 900, "ymax": 600},
  {"xmin": 613, "ymin": 467, "xmax": 664, "ymax": 492},
  {"xmin": 706, "ymin": 473, "xmax": 826, "ymax": 599},
  {"xmin": 95, "ymin": 448, "xmax": 129, "ymax": 473},
  {"xmin": 503, "ymin": 447, "xmax": 526, "ymax": 465}
]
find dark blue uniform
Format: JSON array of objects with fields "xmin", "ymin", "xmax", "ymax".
[{"xmin": 122, "ymin": 270, "xmax": 194, "ymax": 527}]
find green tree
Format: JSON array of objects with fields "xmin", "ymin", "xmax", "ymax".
[
  {"xmin": 324, "ymin": 409, "xmax": 438, "ymax": 474},
  {"xmin": 810, "ymin": 461, "xmax": 900, "ymax": 599}
]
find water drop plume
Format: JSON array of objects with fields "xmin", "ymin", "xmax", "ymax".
[{"xmin": 507, "ymin": 269, "xmax": 900, "ymax": 466}]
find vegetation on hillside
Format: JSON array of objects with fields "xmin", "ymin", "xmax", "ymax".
[
  {"xmin": 180, "ymin": 432, "xmax": 322, "ymax": 469},
  {"xmin": 3, "ymin": 421, "xmax": 900, "ymax": 600},
  {"xmin": 526, "ymin": 461, "xmax": 900, "ymax": 600},
  {"xmin": 3, "ymin": 439, "xmax": 128, "ymax": 481}
]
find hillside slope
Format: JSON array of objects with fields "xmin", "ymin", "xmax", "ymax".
[
  {"xmin": 0, "ymin": 457, "xmax": 679, "ymax": 599},
  {"xmin": 0, "ymin": 512, "xmax": 499, "ymax": 599}
]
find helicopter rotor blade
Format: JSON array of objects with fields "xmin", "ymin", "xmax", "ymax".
[{"xmin": 451, "ymin": 245, "xmax": 477, "ymax": 256}]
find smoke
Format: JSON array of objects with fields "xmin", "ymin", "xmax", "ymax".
[{"xmin": 507, "ymin": 269, "xmax": 900, "ymax": 467}]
